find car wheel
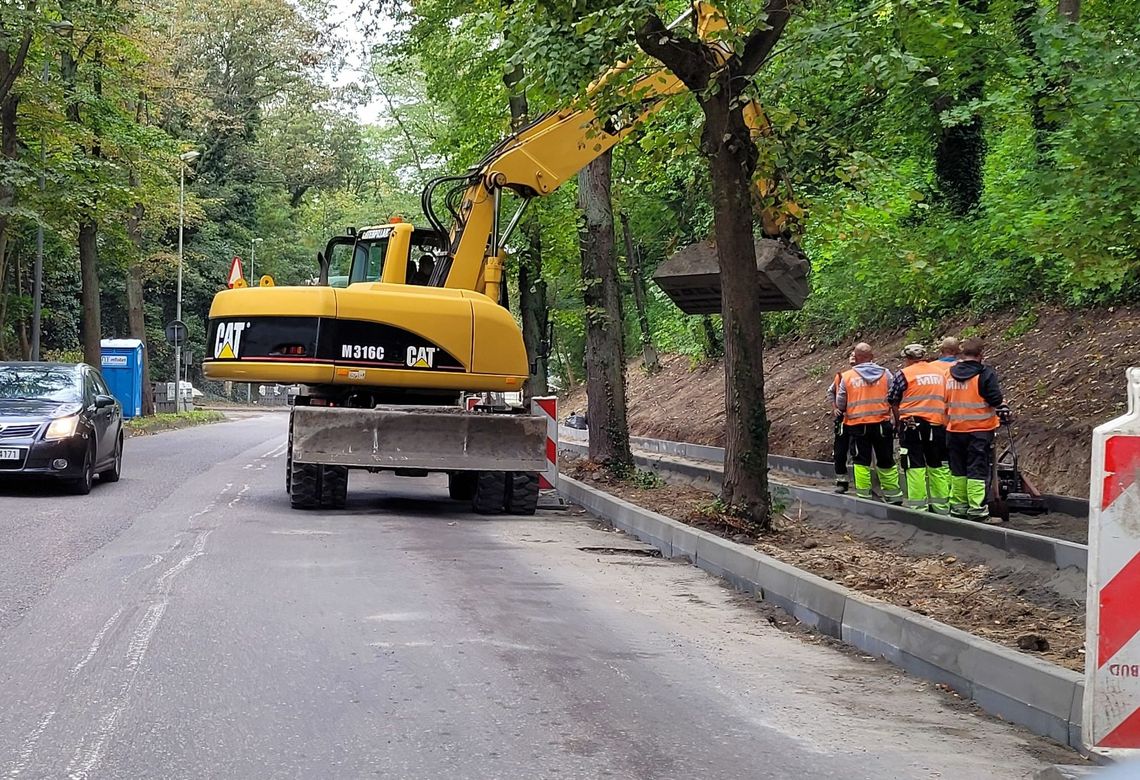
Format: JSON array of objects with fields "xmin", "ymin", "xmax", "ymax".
[
  {"xmin": 100, "ymin": 436, "xmax": 123, "ymax": 483},
  {"xmin": 69, "ymin": 446, "xmax": 94, "ymax": 495}
]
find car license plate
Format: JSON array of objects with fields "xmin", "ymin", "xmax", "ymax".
[{"xmin": 0, "ymin": 448, "xmax": 22, "ymax": 460}]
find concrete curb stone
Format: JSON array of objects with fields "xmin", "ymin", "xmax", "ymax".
[
  {"xmin": 560, "ymin": 441, "xmax": 1088, "ymax": 572},
  {"xmin": 618, "ymin": 433, "xmax": 1090, "ymax": 519},
  {"xmin": 559, "ymin": 473, "xmax": 1085, "ymax": 750}
]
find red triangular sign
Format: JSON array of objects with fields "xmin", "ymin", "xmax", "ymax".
[{"xmin": 227, "ymin": 256, "xmax": 244, "ymax": 288}]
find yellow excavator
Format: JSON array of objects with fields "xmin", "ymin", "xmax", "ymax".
[{"xmin": 203, "ymin": 2, "xmax": 806, "ymax": 513}]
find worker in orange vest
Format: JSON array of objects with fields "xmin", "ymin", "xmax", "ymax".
[
  {"xmin": 932, "ymin": 336, "xmax": 960, "ymax": 374},
  {"xmin": 834, "ymin": 343, "xmax": 903, "ymax": 504},
  {"xmin": 888, "ymin": 344, "xmax": 950, "ymax": 514},
  {"xmin": 946, "ymin": 337, "xmax": 1010, "ymax": 520},
  {"xmin": 826, "ymin": 350, "xmax": 857, "ymax": 493}
]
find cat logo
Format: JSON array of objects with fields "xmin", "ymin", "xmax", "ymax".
[
  {"xmin": 406, "ymin": 345, "xmax": 437, "ymax": 368},
  {"xmin": 214, "ymin": 321, "xmax": 250, "ymax": 360}
]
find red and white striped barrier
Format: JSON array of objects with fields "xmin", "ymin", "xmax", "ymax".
[
  {"xmin": 1086, "ymin": 367, "xmax": 1140, "ymax": 755},
  {"xmin": 531, "ymin": 396, "xmax": 558, "ymax": 489}
]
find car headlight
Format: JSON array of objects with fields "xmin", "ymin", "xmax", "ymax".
[{"xmin": 45, "ymin": 415, "xmax": 80, "ymax": 440}]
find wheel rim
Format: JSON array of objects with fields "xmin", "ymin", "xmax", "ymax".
[
  {"xmin": 84, "ymin": 451, "xmax": 93, "ymax": 488},
  {"xmin": 115, "ymin": 442, "xmax": 122, "ymax": 473}
]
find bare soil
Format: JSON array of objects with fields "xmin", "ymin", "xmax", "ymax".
[
  {"xmin": 569, "ymin": 458, "xmax": 1087, "ymax": 672},
  {"xmin": 562, "ymin": 304, "xmax": 1140, "ymax": 498}
]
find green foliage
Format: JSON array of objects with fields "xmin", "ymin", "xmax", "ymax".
[{"xmin": 1, "ymin": 0, "xmax": 1135, "ymax": 399}]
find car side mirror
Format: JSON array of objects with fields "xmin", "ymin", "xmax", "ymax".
[{"xmin": 95, "ymin": 394, "xmax": 116, "ymax": 409}]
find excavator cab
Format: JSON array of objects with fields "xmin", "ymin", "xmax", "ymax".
[{"xmin": 317, "ymin": 224, "xmax": 449, "ymax": 289}]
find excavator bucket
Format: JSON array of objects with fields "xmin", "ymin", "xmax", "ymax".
[{"xmin": 652, "ymin": 238, "xmax": 810, "ymax": 314}]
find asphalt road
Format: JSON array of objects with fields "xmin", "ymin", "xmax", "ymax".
[{"xmin": 0, "ymin": 414, "xmax": 1068, "ymax": 779}]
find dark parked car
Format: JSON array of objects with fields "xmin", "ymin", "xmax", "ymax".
[{"xmin": 0, "ymin": 362, "xmax": 123, "ymax": 494}]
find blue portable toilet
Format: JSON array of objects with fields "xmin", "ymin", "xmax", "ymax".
[{"xmin": 99, "ymin": 338, "xmax": 145, "ymax": 418}]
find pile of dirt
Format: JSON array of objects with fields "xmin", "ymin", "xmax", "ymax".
[
  {"xmin": 568, "ymin": 459, "xmax": 1087, "ymax": 671},
  {"xmin": 561, "ymin": 305, "xmax": 1140, "ymax": 497}
]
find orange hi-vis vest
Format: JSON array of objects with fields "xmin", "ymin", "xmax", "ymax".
[
  {"xmin": 841, "ymin": 368, "xmax": 890, "ymax": 425},
  {"xmin": 931, "ymin": 359, "xmax": 956, "ymax": 377},
  {"xmin": 899, "ymin": 361, "xmax": 947, "ymax": 426},
  {"xmin": 946, "ymin": 374, "xmax": 999, "ymax": 432}
]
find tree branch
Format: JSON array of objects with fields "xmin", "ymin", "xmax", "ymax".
[
  {"xmin": 738, "ymin": 0, "xmax": 795, "ymax": 77},
  {"xmin": 634, "ymin": 9, "xmax": 714, "ymax": 92}
]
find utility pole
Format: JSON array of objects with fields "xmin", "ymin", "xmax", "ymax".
[{"xmin": 620, "ymin": 212, "xmax": 660, "ymax": 374}]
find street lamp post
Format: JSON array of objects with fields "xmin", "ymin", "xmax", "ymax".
[
  {"xmin": 251, "ymin": 237, "xmax": 263, "ymax": 286},
  {"xmin": 175, "ymin": 150, "xmax": 199, "ymax": 412}
]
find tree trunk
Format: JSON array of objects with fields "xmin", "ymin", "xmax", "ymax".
[
  {"xmin": 0, "ymin": 91, "xmax": 17, "ymax": 309},
  {"xmin": 933, "ymin": 0, "xmax": 989, "ymax": 214},
  {"xmin": 1058, "ymin": 0, "xmax": 1080, "ymax": 22},
  {"xmin": 126, "ymin": 180, "xmax": 155, "ymax": 415},
  {"xmin": 556, "ymin": 339, "xmax": 576, "ymax": 387},
  {"xmin": 503, "ymin": 57, "xmax": 550, "ymax": 400},
  {"xmin": 699, "ymin": 316, "xmax": 723, "ymax": 360},
  {"xmin": 78, "ymin": 220, "xmax": 101, "ymax": 367},
  {"xmin": 518, "ymin": 220, "xmax": 549, "ymax": 399},
  {"xmin": 619, "ymin": 212, "xmax": 660, "ymax": 374},
  {"xmin": 577, "ymin": 152, "xmax": 632, "ymax": 470},
  {"xmin": 701, "ymin": 87, "xmax": 771, "ymax": 531}
]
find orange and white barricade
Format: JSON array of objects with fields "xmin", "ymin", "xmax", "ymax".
[
  {"xmin": 530, "ymin": 396, "xmax": 558, "ymax": 489},
  {"xmin": 1086, "ymin": 367, "xmax": 1140, "ymax": 754}
]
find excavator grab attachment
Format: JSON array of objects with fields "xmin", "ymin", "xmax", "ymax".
[{"xmin": 652, "ymin": 238, "xmax": 810, "ymax": 314}]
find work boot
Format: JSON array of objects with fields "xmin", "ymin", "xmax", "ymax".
[
  {"xmin": 968, "ymin": 506, "xmax": 1001, "ymax": 524},
  {"xmin": 834, "ymin": 479, "xmax": 849, "ymax": 494}
]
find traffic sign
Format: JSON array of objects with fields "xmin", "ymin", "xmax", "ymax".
[
  {"xmin": 227, "ymin": 256, "xmax": 244, "ymax": 288},
  {"xmin": 165, "ymin": 320, "xmax": 187, "ymax": 346}
]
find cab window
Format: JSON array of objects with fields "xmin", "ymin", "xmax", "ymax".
[
  {"xmin": 325, "ymin": 242, "xmax": 354, "ymax": 288},
  {"xmin": 349, "ymin": 240, "xmax": 387, "ymax": 283}
]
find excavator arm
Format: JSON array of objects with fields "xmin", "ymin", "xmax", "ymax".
[{"xmin": 429, "ymin": 2, "xmax": 761, "ymax": 299}]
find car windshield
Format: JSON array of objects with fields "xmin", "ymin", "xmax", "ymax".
[{"xmin": 0, "ymin": 366, "xmax": 82, "ymax": 402}]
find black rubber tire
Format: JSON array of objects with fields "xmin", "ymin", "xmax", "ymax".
[
  {"xmin": 286, "ymin": 414, "xmax": 294, "ymax": 494},
  {"xmin": 100, "ymin": 436, "xmax": 123, "ymax": 483},
  {"xmin": 471, "ymin": 471, "xmax": 507, "ymax": 515},
  {"xmin": 319, "ymin": 465, "xmax": 348, "ymax": 509},
  {"xmin": 448, "ymin": 472, "xmax": 477, "ymax": 501},
  {"xmin": 505, "ymin": 471, "xmax": 539, "ymax": 515},
  {"xmin": 69, "ymin": 445, "xmax": 94, "ymax": 495},
  {"xmin": 290, "ymin": 461, "xmax": 322, "ymax": 509}
]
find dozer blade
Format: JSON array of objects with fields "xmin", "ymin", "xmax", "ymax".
[
  {"xmin": 652, "ymin": 238, "xmax": 810, "ymax": 315},
  {"xmin": 291, "ymin": 406, "xmax": 547, "ymax": 472}
]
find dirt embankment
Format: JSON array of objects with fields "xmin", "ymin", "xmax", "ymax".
[{"xmin": 562, "ymin": 306, "xmax": 1140, "ymax": 498}]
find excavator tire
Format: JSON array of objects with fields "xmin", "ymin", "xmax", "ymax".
[
  {"xmin": 286, "ymin": 416, "xmax": 294, "ymax": 494},
  {"xmin": 471, "ymin": 471, "xmax": 508, "ymax": 515},
  {"xmin": 320, "ymin": 466, "xmax": 349, "ymax": 510},
  {"xmin": 290, "ymin": 461, "xmax": 322, "ymax": 510},
  {"xmin": 505, "ymin": 472, "xmax": 539, "ymax": 515},
  {"xmin": 448, "ymin": 472, "xmax": 477, "ymax": 501}
]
